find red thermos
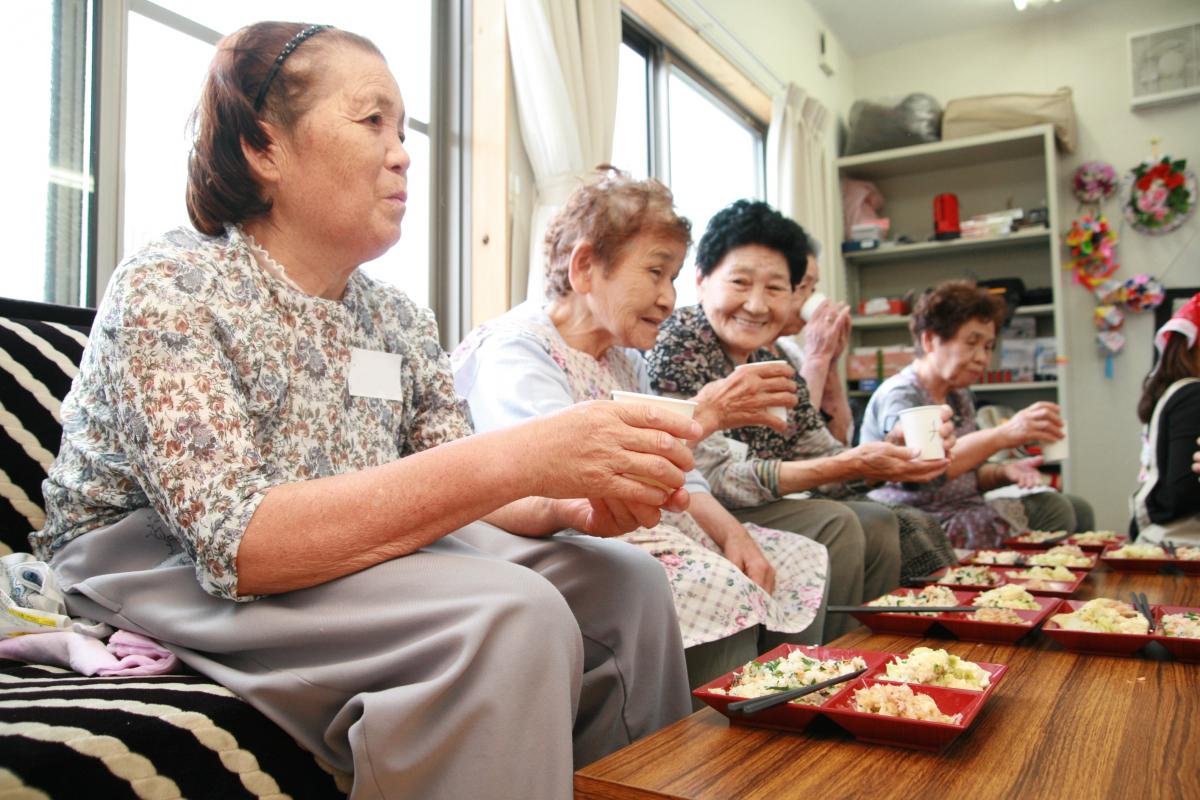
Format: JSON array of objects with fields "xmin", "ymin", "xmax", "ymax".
[{"xmin": 934, "ymin": 193, "xmax": 961, "ymax": 240}]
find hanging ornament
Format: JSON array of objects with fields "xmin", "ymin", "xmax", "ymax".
[
  {"xmin": 1123, "ymin": 156, "xmax": 1196, "ymax": 235},
  {"xmin": 1119, "ymin": 274, "xmax": 1166, "ymax": 313},
  {"xmin": 1072, "ymin": 161, "xmax": 1118, "ymax": 205},
  {"xmin": 1064, "ymin": 214, "xmax": 1119, "ymax": 288}
]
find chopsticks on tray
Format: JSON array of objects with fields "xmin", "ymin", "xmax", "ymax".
[
  {"xmin": 827, "ymin": 605, "xmax": 978, "ymax": 614},
  {"xmin": 1131, "ymin": 592, "xmax": 1156, "ymax": 633},
  {"xmin": 725, "ymin": 668, "xmax": 868, "ymax": 716}
]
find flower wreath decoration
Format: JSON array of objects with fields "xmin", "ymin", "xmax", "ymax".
[
  {"xmin": 1072, "ymin": 161, "xmax": 1117, "ymax": 205},
  {"xmin": 1064, "ymin": 214, "xmax": 1118, "ymax": 288},
  {"xmin": 1124, "ymin": 157, "xmax": 1196, "ymax": 235}
]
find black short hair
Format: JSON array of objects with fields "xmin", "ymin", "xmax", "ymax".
[{"xmin": 694, "ymin": 200, "xmax": 812, "ymax": 287}]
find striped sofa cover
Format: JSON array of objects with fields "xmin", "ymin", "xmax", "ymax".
[{"xmin": 0, "ymin": 298, "xmax": 346, "ymax": 799}]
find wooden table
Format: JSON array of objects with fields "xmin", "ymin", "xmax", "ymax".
[{"xmin": 576, "ymin": 568, "xmax": 1200, "ymax": 799}]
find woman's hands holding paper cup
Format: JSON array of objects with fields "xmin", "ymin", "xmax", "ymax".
[
  {"xmin": 800, "ymin": 296, "xmax": 852, "ymax": 364},
  {"xmin": 528, "ymin": 399, "xmax": 701, "ymax": 533},
  {"xmin": 691, "ymin": 361, "xmax": 797, "ymax": 436},
  {"xmin": 885, "ymin": 404, "xmax": 956, "ymax": 460},
  {"xmin": 1002, "ymin": 401, "xmax": 1064, "ymax": 449}
]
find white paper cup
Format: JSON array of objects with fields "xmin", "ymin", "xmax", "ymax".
[
  {"xmin": 611, "ymin": 391, "xmax": 698, "ymax": 491},
  {"xmin": 1040, "ymin": 422, "xmax": 1069, "ymax": 464},
  {"xmin": 734, "ymin": 361, "xmax": 789, "ymax": 422},
  {"xmin": 898, "ymin": 405, "xmax": 945, "ymax": 460},
  {"xmin": 800, "ymin": 291, "xmax": 829, "ymax": 323}
]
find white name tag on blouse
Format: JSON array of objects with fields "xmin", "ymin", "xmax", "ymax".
[{"xmin": 348, "ymin": 347, "xmax": 405, "ymax": 401}]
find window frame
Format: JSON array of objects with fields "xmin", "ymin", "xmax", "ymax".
[
  {"xmin": 620, "ymin": 13, "xmax": 767, "ymax": 197},
  {"xmin": 83, "ymin": 0, "xmax": 460, "ymax": 332}
]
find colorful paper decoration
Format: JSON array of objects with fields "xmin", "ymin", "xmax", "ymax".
[
  {"xmin": 1073, "ymin": 161, "xmax": 1118, "ymax": 205},
  {"xmin": 1124, "ymin": 156, "xmax": 1196, "ymax": 235},
  {"xmin": 1065, "ymin": 214, "xmax": 1119, "ymax": 288}
]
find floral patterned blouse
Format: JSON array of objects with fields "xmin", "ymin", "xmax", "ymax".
[
  {"xmin": 452, "ymin": 302, "xmax": 828, "ymax": 647},
  {"xmin": 34, "ymin": 226, "xmax": 472, "ymax": 601},
  {"xmin": 645, "ymin": 304, "xmax": 851, "ymax": 506}
]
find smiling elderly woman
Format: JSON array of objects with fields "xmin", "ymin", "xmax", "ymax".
[
  {"xmin": 453, "ymin": 169, "xmax": 834, "ymax": 681},
  {"xmin": 33, "ymin": 23, "xmax": 697, "ymax": 800},
  {"xmin": 646, "ymin": 200, "xmax": 957, "ymax": 635}
]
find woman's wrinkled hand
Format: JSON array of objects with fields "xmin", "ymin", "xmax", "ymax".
[
  {"xmin": 1003, "ymin": 401, "xmax": 1064, "ymax": 448},
  {"xmin": 692, "ymin": 363, "xmax": 797, "ymax": 436},
  {"xmin": 850, "ymin": 441, "xmax": 949, "ymax": 483},
  {"xmin": 722, "ymin": 530, "xmax": 776, "ymax": 594},
  {"xmin": 802, "ymin": 300, "xmax": 852, "ymax": 364},
  {"xmin": 1002, "ymin": 456, "xmax": 1045, "ymax": 489},
  {"xmin": 555, "ymin": 497, "xmax": 663, "ymax": 537},
  {"xmin": 937, "ymin": 404, "xmax": 957, "ymax": 456},
  {"xmin": 528, "ymin": 400, "xmax": 700, "ymax": 510}
]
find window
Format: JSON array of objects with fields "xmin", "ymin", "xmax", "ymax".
[
  {"xmin": 613, "ymin": 19, "xmax": 765, "ymax": 309},
  {"xmin": 8, "ymin": 0, "xmax": 94, "ymax": 305},
  {"xmin": 11, "ymin": 0, "xmax": 446, "ymax": 312}
]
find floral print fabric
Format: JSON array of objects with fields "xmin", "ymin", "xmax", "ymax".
[
  {"xmin": 35, "ymin": 226, "xmax": 473, "ymax": 600},
  {"xmin": 452, "ymin": 302, "xmax": 828, "ymax": 647}
]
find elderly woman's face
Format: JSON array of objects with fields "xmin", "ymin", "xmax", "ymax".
[
  {"xmin": 586, "ymin": 232, "xmax": 686, "ymax": 350},
  {"xmin": 696, "ymin": 244, "xmax": 792, "ymax": 363},
  {"xmin": 269, "ymin": 46, "xmax": 409, "ymax": 265},
  {"xmin": 924, "ymin": 317, "xmax": 997, "ymax": 388}
]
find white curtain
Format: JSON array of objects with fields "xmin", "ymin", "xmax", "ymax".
[
  {"xmin": 505, "ymin": 0, "xmax": 621, "ymax": 303},
  {"xmin": 766, "ymin": 84, "xmax": 835, "ymax": 272}
]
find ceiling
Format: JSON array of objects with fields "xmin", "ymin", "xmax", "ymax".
[{"xmin": 806, "ymin": 0, "xmax": 1086, "ymax": 57}]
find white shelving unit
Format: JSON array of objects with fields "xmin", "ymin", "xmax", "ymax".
[{"xmin": 832, "ymin": 125, "xmax": 1068, "ymax": 480}]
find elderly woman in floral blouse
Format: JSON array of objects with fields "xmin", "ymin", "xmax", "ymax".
[
  {"xmin": 454, "ymin": 168, "xmax": 835, "ymax": 679},
  {"xmin": 646, "ymin": 201, "xmax": 956, "ymax": 620},
  {"xmin": 34, "ymin": 23, "xmax": 696, "ymax": 800}
]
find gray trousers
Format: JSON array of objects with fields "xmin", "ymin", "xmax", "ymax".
[
  {"xmin": 51, "ymin": 510, "xmax": 691, "ymax": 800},
  {"xmin": 1022, "ymin": 491, "xmax": 1099, "ymax": 534},
  {"xmin": 731, "ymin": 498, "xmax": 899, "ymax": 640},
  {"xmin": 1022, "ymin": 492, "xmax": 1095, "ymax": 533}
]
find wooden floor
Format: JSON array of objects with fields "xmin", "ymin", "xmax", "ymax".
[{"xmin": 575, "ymin": 568, "xmax": 1200, "ymax": 799}]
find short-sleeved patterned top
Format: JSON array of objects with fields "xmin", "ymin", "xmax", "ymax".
[{"xmin": 34, "ymin": 225, "xmax": 472, "ymax": 601}]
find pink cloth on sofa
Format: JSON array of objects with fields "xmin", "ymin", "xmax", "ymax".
[{"xmin": 0, "ymin": 629, "xmax": 179, "ymax": 676}]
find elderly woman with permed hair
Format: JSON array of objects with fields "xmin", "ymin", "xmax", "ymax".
[
  {"xmin": 454, "ymin": 168, "xmax": 835, "ymax": 682},
  {"xmin": 35, "ymin": 22, "xmax": 703, "ymax": 799},
  {"xmin": 860, "ymin": 280, "xmax": 1094, "ymax": 550}
]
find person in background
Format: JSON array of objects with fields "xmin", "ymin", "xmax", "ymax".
[
  {"xmin": 646, "ymin": 200, "xmax": 957, "ymax": 637},
  {"xmin": 1132, "ymin": 291, "xmax": 1200, "ymax": 543},
  {"xmin": 34, "ymin": 24, "xmax": 694, "ymax": 799},
  {"xmin": 453, "ymin": 169, "xmax": 831, "ymax": 684},
  {"xmin": 772, "ymin": 238, "xmax": 855, "ymax": 444},
  {"xmin": 860, "ymin": 280, "xmax": 1094, "ymax": 550}
]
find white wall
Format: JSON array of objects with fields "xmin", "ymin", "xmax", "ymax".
[
  {"xmin": 849, "ymin": 0, "xmax": 1200, "ymax": 530},
  {"xmin": 684, "ymin": 0, "xmax": 856, "ymax": 123}
]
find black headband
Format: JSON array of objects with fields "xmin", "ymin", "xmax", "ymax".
[{"xmin": 253, "ymin": 24, "xmax": 331, "ymax": 111}]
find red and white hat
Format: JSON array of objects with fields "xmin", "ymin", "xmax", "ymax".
[{"xmin": 1155, "ymin": 291, "xmax": 1200, "ymax": 353}]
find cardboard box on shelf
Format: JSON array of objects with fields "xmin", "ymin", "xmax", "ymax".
[
  {"xmin": 1002, "ymin": 317, "xmax": 1036, "ymax": 339},
  {"xmin": 998, "ymin": 339, "xmax": 1037, "ymax": 382},
  {"xmin": 847, "ymin": 346, "xmax": 915, "ymax": 381}
]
